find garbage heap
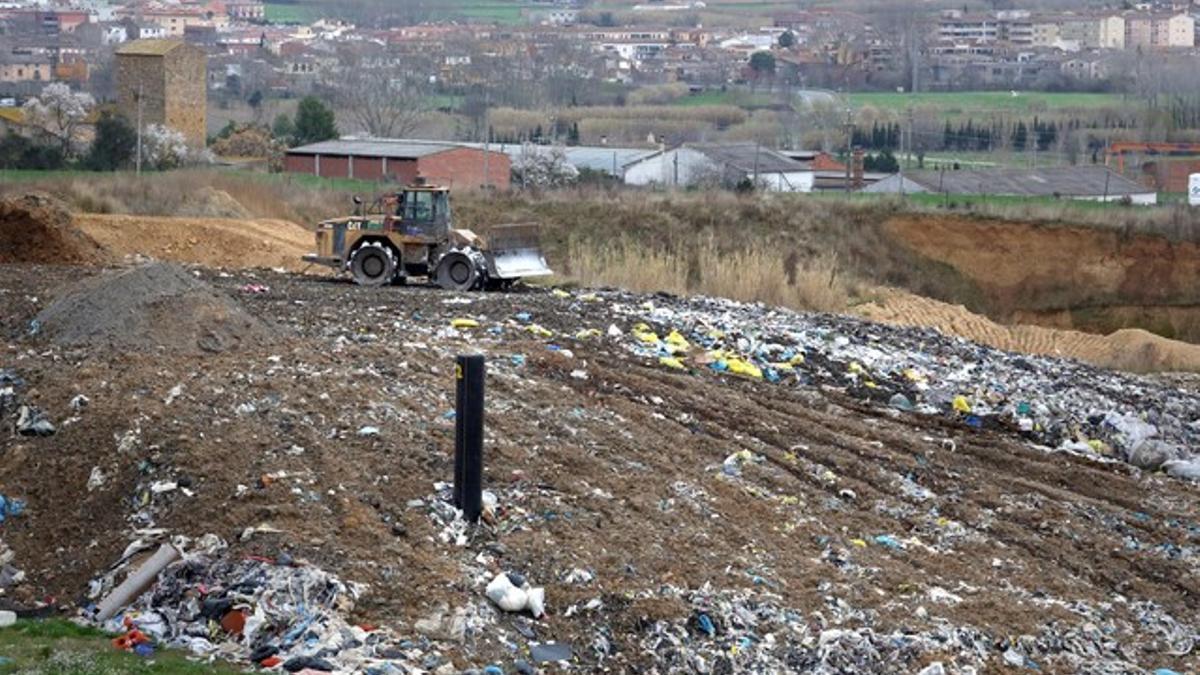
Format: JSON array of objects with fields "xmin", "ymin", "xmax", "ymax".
[
  {"xmin": 90, "ymin": 535, "xmax": 486, "ymax": 673},
  {"xmin": 612, "ymin": 293, "xmax": 1200, "ymax": 476}
]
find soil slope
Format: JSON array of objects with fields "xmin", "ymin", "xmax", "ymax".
[
  {"xmin": 0, "ymin": 194, "xmax": 107, "ymax": 265},
  {"xmin": 883, "ymin": 214, "xmax": 1200, "ymax": 341},
  {"xmin": 74, "ymin": 213, "xmax": 312, "ymax": 272},
  {"xmin": 857, "ymin": 288, "xmax": 1200, "ymax": 373}
]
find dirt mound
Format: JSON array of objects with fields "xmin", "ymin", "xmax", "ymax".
[
  {"xmin": 0, "ymin": 193, "xmax": 107, "ymax": 265},
  {"xmin": 34, "ymin": 262, "xmax": 279, "ymax": 353},
  {"xmin": 857, "ymin": 288, "xmax": 1200, "ymax": 372},
  {"xmin": 75, "ymin": 213, "xmax": 312, "ymax": 271},
  {"xmin": 181, "ymin": 186, "xmax": 252, "ymax": 219},
  {"xmin": 881, "ymin": 213, "xmax": 1200, "ymax": 342}
]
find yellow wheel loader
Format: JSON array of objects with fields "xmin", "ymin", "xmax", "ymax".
[{"xmin": 302, "ymin": 180, "xmax": 552, "ymax": 290}]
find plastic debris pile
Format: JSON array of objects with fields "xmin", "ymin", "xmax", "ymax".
[
  {"xmin": 90, "ymin": 535, "xmax": 415, "ymax": 672},
  {"xmin": 614, "ymin": 295, "xmax": 1200, "ymax": 474},
  {"xmin": 632, "ymin": 583, "xmax": 1196, "ymax": 674}
]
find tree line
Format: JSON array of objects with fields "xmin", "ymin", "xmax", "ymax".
[
  {"xmin": 1, "ymin": 92, "xmax": 342, "ymax": 172},
  {"xmin": 848, "ymin": 115, "xmax": 1143, "ymax": 156}
]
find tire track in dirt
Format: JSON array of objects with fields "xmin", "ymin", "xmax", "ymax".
[{"xmin": 561, "ymin": 349, "xmax": 1200, "ymax": 632}]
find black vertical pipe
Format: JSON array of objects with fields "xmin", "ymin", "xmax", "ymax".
[{"xmin": 454, "ymin": 355, "xmax": 485, "ymax": 522}]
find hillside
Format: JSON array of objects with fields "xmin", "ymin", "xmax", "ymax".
[{"xmin": 0, "ymin": 185, "xmax": 1198, "ymax": 672}]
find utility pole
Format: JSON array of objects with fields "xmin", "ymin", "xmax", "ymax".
[
  {"xmin": 135, "ymin": 84, "xmax": 143, "ymax": 176},
  {"xmin": 753, "ymin": 142, "xmax": 760, "ymax": 185},
  {"xmin": 905, "ymin": 107, "xmax": 914, "ymax": 169},
  {"xmin": 843, "ymin": 107, "xmax": 853, "ymax": 192},
  {"xmin": 900, "ymin": 107, "xmax": 911, "ymax": 195},
  {"xmin": 482, "ymin": 90, "xmax": 490, "ymax": 191}
]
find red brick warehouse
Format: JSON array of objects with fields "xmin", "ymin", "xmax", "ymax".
[{"xmin": 284, "ymin": 139, "xmax": 511, "ymax": 190}]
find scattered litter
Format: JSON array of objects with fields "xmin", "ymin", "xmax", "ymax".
[
  {"xmin": 485, "ymin": 572, "xmax": 545, "ymax": 618},
  {"xmin": 0, "ymin": 495, "xmax": 26, "ymax": 523},
  {"xmin": 530, "ymin": 641, "xmax": 572, "ymax": 663},
  {"xmin": 15, "ymin": 405, "xmax": 54, "ymax": 436}
]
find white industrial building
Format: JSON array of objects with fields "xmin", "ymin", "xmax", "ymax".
[
  {"xmin": 863, "ymin": 166, "xmax": 1157, "ymax": 204},
  {"xmin": 623, "ymin": 143, "xmax": 817, "ymax": 192}
]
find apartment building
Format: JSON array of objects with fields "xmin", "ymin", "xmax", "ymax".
[
  {"xmin": 141, "ymin": 7, "xmax": 229, "ymax": 37},
  {"xmin": 1060, "ymin": 15, "xmax": 1125, "ymax": 49},
  {"xmin": 1125, "ymin": 13, "xmax": 1194, "ymax": 49},
  {"xmin": 0, "ymin": 56, "xmax": 52, "ymax": 83},
  {"xmin": 939, "ymin": 12, "xmax": 999, "ymax": 42},
  {"xmin": 1031, "ymin": 21, "xmax": 1060, "ymax": 48}
]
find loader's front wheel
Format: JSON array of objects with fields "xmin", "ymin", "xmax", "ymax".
[
  {"xmin": 350, "ymin": 243, "xmax": 396, "ymax": 287},
  {"xmin": 436, "ymin": 252, "xmax": 480, "ymax": 291}
]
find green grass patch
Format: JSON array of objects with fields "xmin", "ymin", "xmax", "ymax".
[
  {"xmin": 247, "ymin": 170, "xmax": 392, "ymax": 194},
  {"xmin": 673, "ymin": 90, "xmax": 775, "ymax": 108},
  {"xmin": 265, "ymin": 0, "xmax": 528, "ymax": 25},
  {"xmin": 428, "ymin": 94, "xmax": 465, "ymax": 111},
  {"xmin": 807, "ymin": 190, "xmax": 1142, "ymax": 213},
  {"xmin": 263, "ymin": 2, "xmax": 320, "ymax": 24},
  {"xmin": 0, "ymin": 169, "xmax": 115, "ymax": 182},
  {"xmin": 430, "ymin": 0, "xmax": 527, "ymax": 23},
  {"xmin": 0, "ymin": 168, "xmax": 387, "ymax": 194},
  {"xmin": 847, "ymin": 91, "xmax": 1132, "ymax": 117},
  {"xmin": 0, "ymin": 619, "xmax": 243, "ymax": 674}
]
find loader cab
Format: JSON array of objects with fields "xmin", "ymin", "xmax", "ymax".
[{"xmin": 393, "ymin": 184, "xmax": 450, "ymax": 240}]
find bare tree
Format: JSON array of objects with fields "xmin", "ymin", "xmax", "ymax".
[
  {"xmin": 869, "ymin": 6, "xmax": 931, "ymax": 93},
  {"xmin": 333, "ymin": 69, "xmax": 432, "ymax": 139}
]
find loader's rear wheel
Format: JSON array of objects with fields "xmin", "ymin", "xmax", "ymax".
[
  {"xmin": 350, "ymin": 243, "xmax": 396, "ymax": 287},
  {"xmin": 436, "ymin": 252, "xmax": 480, "ymax": 291}
]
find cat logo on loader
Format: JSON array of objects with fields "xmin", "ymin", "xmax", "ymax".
[{"xmin": 302, "ymin": 180, "xmax": 552, "ymax": 290}]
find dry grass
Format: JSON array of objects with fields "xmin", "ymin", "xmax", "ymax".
[
  {"xmin": 627, "ymin": 83, "xmax": 690, "ymax": 106},
  {"xmin": 7, "ymin": 168, "xmax": 1200, "ymax": 326},
  {"xmin": 567, "ymin": 235, "xmax": 851, "ymax": 313},
  {"xmin": 0, "ymin": 170, "xmax": 353, "ymax": 225}
]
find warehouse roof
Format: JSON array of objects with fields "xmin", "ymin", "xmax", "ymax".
[
  {"xmin": 470, "ymin": 143, "xmax": 659, "ymax": 174},
  {"xmin": 115, "ymin": 39, "xmax": 187, "ymax": 56},
  {"xmin": 287, "ymin": 139, "xmax": 467, "ymax": 159},
  {"xmin": 686, "ymin": 143, "xmax": 809, "ymax": 174},
  {"xmin": 863, "ymin": 166, "xmax": 1152, "ymax": 197}
]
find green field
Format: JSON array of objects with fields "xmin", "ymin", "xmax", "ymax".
[
  {"xmin": 0, "ymin": 620, "xmax": 243, "ymax": 674},
  {"xmin": 847, "ymin": 91, "xmax": 1131, "ymax": 115},
  {"xmin": 673, "ymin": 90, "xmax": 776, "ymax": 108},
  {"xmin": 265, "ymin": 0, "xmax": 528, "ymax": 25},
  {"xmin": 436, "ymin": 0, "xmax": 526, "ymax": 23},
  {"xmin": 263, "ymin": 2, "xmax": 320, "ymax": 23},
  {"xmin": 0, "ymin": 168, "xmax": 389, "ymax": 195}
]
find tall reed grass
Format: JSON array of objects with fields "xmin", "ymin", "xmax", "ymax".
[{"xmin": 567, "ymin": 236, "xmax": 850, "ymax": 313}]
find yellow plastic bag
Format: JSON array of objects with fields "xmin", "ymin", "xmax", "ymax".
[
  {"xmin": 726, "ymin": 358, "xmax": 763, "ymax": 379},
  {"xmin": 632, "ymin": 323, "xmax": 660, "ymax": 344},
  {"xmin": 952, "ymin": 395, "xmax": 972, "ymax": 414},
  {"xmin": 451, "ymin": 318, "xmax": 479, "ymax": 329},
  {"xmin": 659, "ymin": 356, "xmax": 687, "ymax": 370},
  {"xmin": 664, "ymin": 330, "xmax": 691, "ymax": 352}
]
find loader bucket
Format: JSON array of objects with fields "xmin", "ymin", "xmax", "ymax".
[{"xmin": 485, "ymin": 223, "xmax": 553, "ymax": 280}]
